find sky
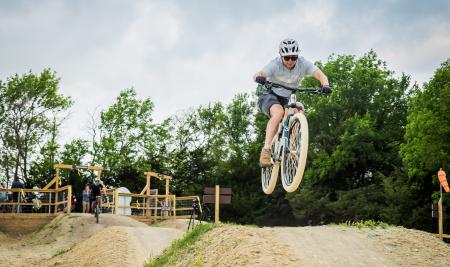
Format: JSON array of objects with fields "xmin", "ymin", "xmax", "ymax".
[{"xmin": 1, "ymin": 0, "xmax": 449, "ymax": 144}]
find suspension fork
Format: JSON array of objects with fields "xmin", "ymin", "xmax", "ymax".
[{"xmin": 282, "ymin": 112, "xmax": 293, "ymax": 154}]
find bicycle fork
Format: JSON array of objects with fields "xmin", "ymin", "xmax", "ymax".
[{"xmin": 283, "ymin": 113, "xmax": 293, "ymax": 154}]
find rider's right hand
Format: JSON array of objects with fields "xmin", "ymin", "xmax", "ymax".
[
  {"xmin": 321, "ymin": 85, "xmax": 332, "ymax": 95},
  {"xmin": 255, "ymin": 76, "xmax": 266, "ymax": 85}
]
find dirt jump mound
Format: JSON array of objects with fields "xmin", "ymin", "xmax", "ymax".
[
  {"xmin": 161, "ymin": 225, "xmax": 450, "ymax": 267},
  {"xmin": 0, "ymin": 213, "xmax": 183, "ymax": 267}
]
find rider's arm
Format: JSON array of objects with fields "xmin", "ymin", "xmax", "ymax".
[
  {"xmin": 254, "ymin": 59, "xmax": 277, "ymax": 81},
  {"xmin": 312, "ymin": 69, "xmax": 329, "ymax": 86}
]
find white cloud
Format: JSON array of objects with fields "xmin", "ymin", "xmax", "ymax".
[{"xmin": 0, "ymin": 0, "xmax": 448, "ymax": 145}]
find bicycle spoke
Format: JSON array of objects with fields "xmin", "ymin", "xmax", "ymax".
[{"xmin": 283, "ymin": 119, "xmax": 301, "ymax": 185}]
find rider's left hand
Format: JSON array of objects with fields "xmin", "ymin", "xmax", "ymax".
[
  {"xmin": 321, "ymin": 85, "xmax": 332, "ymax": 95},
  {"xmin": 255, "ymin": 76, "xmax": 266, "ymax": 85}
]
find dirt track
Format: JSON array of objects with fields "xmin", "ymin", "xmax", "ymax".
[
  {"xmin": 174, "ymin": 225, "xmax": 450, "ymax": 267},
  {"xmin": 1, "ymin": 214, "xmax": 450, "ymax": 266}
]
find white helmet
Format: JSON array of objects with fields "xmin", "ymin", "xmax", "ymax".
[{"xmin": 279, "ymin": 38, "xmax": 300, "ymax": 56}]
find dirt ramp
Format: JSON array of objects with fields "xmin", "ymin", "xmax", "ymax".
[
  {"xmin": 270, "ymin": 225, "xmax": 450, "ymax": 267},
  {"xmin": 42, "ymin": 226, "xmax": 183, "ymax": 267},
  {"xmin": 41, "ymin": 226, "xmax": 132, "ymax": 267},
  {"xmin": 0, "ymin": 213, "xmax": 184, "ymax": 267},
  {"xmin": 172, "ymin": 225, "xmax": 299, "ymax": 266},
  {"xmin": 166, "ymin": 225, "xmax": 450, "ymax": 267}
]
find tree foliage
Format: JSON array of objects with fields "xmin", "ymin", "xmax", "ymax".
[{"xmin": 0, "ymin": 69, "xmax": 72, "ymax": 186}]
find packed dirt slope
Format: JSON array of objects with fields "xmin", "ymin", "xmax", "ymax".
[
  {"xmin": 0, "ymin": 213, "xmax": 183, "ymax": 267},
  {"xmin": 172, "ymin": 225, "xmax": 450, "ymax": 267},
  {"xmin": 1, "ymin": 214, "xmax": 450, "ymax": 266}
]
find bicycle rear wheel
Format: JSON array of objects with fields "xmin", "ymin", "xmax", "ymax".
[
  {"xmin": 281, "ymin": 113, "xmax": 309, "ymax": 192},
  {"xmin": 95, "ymin": 203, "xmax": 99, "ymax": 224},
  {"xmin": 261, "ymin": 135, "xmax": 280, "ymax": 194}
]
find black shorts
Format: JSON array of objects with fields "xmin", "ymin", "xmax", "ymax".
[{"xmin": 257, "ymin": 93, "xmax": 288, "ymax": 117}]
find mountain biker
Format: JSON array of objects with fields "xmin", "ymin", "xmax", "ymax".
[
  {"xmin": 253, "ymin": 38, "xmax": 331, "ymax": 167},
  {"xmin": 90, "ymin": 178, "xmax": 106, "ymax": 212}
]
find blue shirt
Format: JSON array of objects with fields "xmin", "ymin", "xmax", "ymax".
[{"xmin": 263, "ymin": 56, "xmax": 318, "ymax": 98}]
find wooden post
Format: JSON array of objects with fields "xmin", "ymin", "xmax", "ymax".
[
  {"xmin": 114, "ymin": 188, "xmax": 119, "ymax": 215},
  {"xmin": 146, "ymin": 174, "xmax": 150, "ymax": 218},
  {"xmin": 439, "ymin": 184, "xmax": 443, "ymax": 240},
  {"xmin": 215, "ymin": 185, "xmax": 220, "ymax": 224},
  {"xmin": 165, "ymin": 178, "xmax": 170, "ymax": 218},
  {"xmin": 54, "ymin": 168, "xmax": 60, "ymax": 214},
  {"xmin": 173, "ymin": 195, "xmax": 177, "ymax": 219},
  {"xmin": 48, "ymin": 193, "xmax": 52, "ymax": 214},
  {"xmin": 67, "ymin": 186, "xmax": 72, "ymax": 214},
  {"xmin": 166, "ymin": 178, "xmax": 169, "ymax": 196}
]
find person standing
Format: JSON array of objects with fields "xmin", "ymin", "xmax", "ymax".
[
  {"xmin": 82, "ymin": 185, "xmax": 90, "ymax": 213},
  {"xmin": 11, "ymin": 177, "xmax": 24, "ymax": 213}
]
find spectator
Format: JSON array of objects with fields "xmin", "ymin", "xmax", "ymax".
[
  {"xmin": 82, "ymin": 185, "xmax": 90, "ymax": 213},
  {"xmin": 11, "ymin": 177, "xmax": 24, "ymax": 213},
  {"xmin": 0, "ymin": 183, "xmax": 7, "ymax": 212},
  {"xmin": 32, "ymin": 186, "xmax": 42, "ymax": 213}
]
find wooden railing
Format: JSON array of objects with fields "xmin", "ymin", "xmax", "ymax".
[
  {"xmin": 0, "ymin": 186, "xmax": 198, "ymax": 222},
  {"xmin": 102, "ymin": 189, "xmax": 199, "ymax": 222},
  {"xmin": 0, "ymin": 186, "xmax": 72, "ymax": 214}
]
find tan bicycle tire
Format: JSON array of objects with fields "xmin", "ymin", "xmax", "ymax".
[{"xmin": 281, "ymin": 113, "xmax": 309, "ymax": 192}]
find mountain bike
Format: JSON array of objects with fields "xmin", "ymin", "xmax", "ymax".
[{"xmin": 261, "ymin": 81, "xmax": 323, "ymax": 194}]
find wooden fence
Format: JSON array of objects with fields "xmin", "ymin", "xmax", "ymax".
[
  {"xmin": 0, "ymin": 186, "xmax": 198, "ymax": 223},
  {"xmin": 0, "ymin": 186, "xmax": 72, "ymax": 214}
]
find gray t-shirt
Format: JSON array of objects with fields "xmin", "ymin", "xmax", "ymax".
[{"xmin": 262, "ymin": 56, "xmax": 318, "ymax": 98}]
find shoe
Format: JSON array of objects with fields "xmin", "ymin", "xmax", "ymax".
[{"xmin": 259, "ymin": 148, "xmax": 272, "ymax": 167}]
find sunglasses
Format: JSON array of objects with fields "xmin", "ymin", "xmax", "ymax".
[{"xmin": 283, "ymin": 56, "xmax": 298, "ymax": 61}]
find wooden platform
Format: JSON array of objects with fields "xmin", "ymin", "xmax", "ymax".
[{"xmin": 0, "ymin": 213, "xmax": 57, "ymax": 236}]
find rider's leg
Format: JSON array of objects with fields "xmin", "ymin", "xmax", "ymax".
[
  {"xmin": 91, "ymin": 200, "xmax": 96, "ymax": 212},
  {"xmin": 260, "ymin": 104, "xmax": 284, "ymax": 166},
  {"xmin": 264, "ymin": 104, "xmax": 284, "ymax": 149}
]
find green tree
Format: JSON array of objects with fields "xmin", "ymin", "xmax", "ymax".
[
  {"xmin": 92, "ymin": 88, "xmax": 155, "ymax": 188},
  {"xmin": 0, "ymin": 69, "xmax": 72, "ymax": 186},
  {"xmin": 288, "ymin": 51, "xmax": 411, "ymax": 224},
  {"xmin": 400, "ymin": 59, "xmax": 450, "ymax": 230}
]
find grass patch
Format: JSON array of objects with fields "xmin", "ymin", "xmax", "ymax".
[
  {"xmin": 144, "ymin": 223, "xmax": 217, "ymax": 267},
  {"xmin": 150, "ymin": 221, "xmax": 162, "ymax": 227},
  {"xmin": 50, "ymin": 247, "xmax": 71, "ymax": 258},
  {"xmin": 340, "ymin": 219, "xmax": 390, "ymax": 229},
  {"xmin": 31, "ymin": 222, "xmax": 47, "ymax": 235}
]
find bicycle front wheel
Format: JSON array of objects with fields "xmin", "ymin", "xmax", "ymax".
[
  {"xmin": 281, "ymin": 113, "xmax": 309, "ymax": 192},
  {"xmin": 261, "ymin": 135, "xmax": 280, "ymax": 194}
]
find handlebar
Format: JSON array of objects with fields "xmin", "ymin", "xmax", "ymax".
[{"xmin": 262, "ymin": 81, "xmax": 323, "ymax": 94}]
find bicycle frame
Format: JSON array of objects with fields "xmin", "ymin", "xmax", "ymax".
[
  {"xmin": 272, "ymin": 94, "xmax": 299, "ymax": 163},
  {"xmin": 265, "ymin": 81, "xmax": 321, "ymax": 165}
]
